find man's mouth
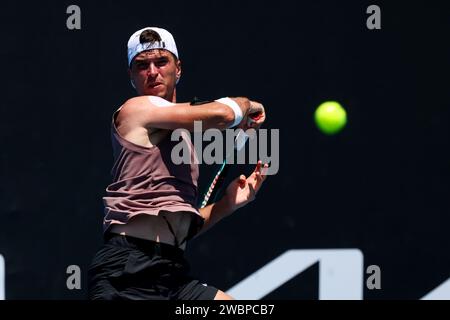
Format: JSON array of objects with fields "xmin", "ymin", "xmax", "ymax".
[{"xmin": 148, "ymin": 83, "xmax": 163, "ymax": 89}]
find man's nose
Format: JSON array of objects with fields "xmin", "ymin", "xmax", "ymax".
[{"xmin": 147, "ymin": 63, "xmax": 159, "ymax": 77}]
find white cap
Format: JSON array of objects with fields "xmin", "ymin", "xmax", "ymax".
[{"xmin": 127, "ymin": 27, "xmax": 179, "ymax": 67}]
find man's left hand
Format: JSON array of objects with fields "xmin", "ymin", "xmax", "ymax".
[{"xmin": 222, "ymin": 160, "xmax": 269, "ymax": 212}]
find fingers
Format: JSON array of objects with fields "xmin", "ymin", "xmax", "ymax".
[
  {"xmin": 249, "ymin": 101, "xmax": 264, "ymax": 114},
  {"xmin": 257, "ymin": 162, "xmax": 269, "ymax": 187},
  {"xmin": 253, "ymin": 160, "xmax": 262, "ymax": 173},
  {"xmin": 239, "ymin": 174, "xmax": 246, "ymax": 188},
  {"xmin": 260, "ymin": 163, "xmax": 269, "ymax": 180},
  {"xmin": 234, "ymin": 161, "xmax": 268, "ymax": 205},
  {"xmin": 247, "ymin": 112, "xmax": 265, "ymax": 129},
  {"xmin": 253, "ymin": 161, "xmax": 268, "ymax": 178},
  {"xmin": 249, "ymin": 161, "xmax": 269, "ymax": 194}
]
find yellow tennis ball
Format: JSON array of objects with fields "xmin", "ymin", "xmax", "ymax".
[{"xmin": 314, "ymin": 101, "xmax": 347, "ymax": 135}]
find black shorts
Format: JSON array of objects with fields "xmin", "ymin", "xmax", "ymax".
[{"xmin": 88, "ymin": 233, "xmax": 219, "ymax": 300}]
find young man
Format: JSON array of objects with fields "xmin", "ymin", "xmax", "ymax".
[{"xmin": 88, "ymin": 27, "xmax": 268, "ymax": 300}]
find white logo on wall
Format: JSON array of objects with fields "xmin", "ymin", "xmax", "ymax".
[
  {"xmin": 422, "ymin": 278, "xmax": 450, "ymax": 300},
  {"xmin": 226, "ymin": 249, "xmax": 450, "ymax": 300},
  {"xmin": 227, "ymin": 249, "xmax": 364, "ymax": 300},
  {"xmin": 0, "ymin": 254, "xmax": 4, "ymax": 300}
]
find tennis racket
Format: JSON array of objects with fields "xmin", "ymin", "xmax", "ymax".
[{"xmin": 199, "ymin": 112, "xmax": 263, "ymax": 208}]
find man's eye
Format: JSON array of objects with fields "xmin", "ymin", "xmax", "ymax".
[
  {"xmin": 137, "ymin": 63, "xmax": 148, "ymax": 69},
  {"xmin": 156, "ymin": 60, "xmax": 168, "ymax": 67}
]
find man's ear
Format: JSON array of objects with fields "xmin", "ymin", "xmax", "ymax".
[
  {"xmin": 128, "ymin": 68, "xmax": 136, "ymax": 89},
  {"xmin": 175, "ymin": 59, "xmax": 182, "ymax": 85},
  {"xmin": 176, "ymin": 59, "xmax": 182, "ymax": 79}
]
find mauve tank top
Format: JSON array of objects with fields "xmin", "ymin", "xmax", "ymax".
[{"xmin": 102, "ymin": 107, "xmax": 203, "ymax": 234}]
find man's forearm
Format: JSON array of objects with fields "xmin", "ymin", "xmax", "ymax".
[{"xmin": 197, "ymin": 197, "xmax": 234, "ymax": 235}]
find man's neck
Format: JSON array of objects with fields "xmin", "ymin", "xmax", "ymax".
[{"xmin": 170, "ymin": 87, "xmax": 177, "ymax": 103}]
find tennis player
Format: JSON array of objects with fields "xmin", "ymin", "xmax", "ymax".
[{"xmin": 88, "ymin": 27, "xmax": 268, "ymax": 300}]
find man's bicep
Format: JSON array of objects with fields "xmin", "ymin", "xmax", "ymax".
[{"xmin": 120, "ymin": 96, "xmax": 190, "ymax": 129}]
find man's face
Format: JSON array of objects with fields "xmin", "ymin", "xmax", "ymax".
[{"xmin": 129, "ymin": 49, "xmax": 181, "ymax": 101}]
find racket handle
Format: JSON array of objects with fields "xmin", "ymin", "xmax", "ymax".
[
  {"xmin": 234, "ymin": 113, "xmax": 261, "ymax": 151},
  {"xmin": 235, "ymin": 130, "xmax": 249, "ymax": 151}
]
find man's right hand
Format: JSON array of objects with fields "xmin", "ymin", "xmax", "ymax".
[
  {"xmin": 231, "ymin": 97, "xmax": 252, "ymax": 115},
  {"xmin": 234, "ymin": 99, "xmax": 266, "ymax": 131}
]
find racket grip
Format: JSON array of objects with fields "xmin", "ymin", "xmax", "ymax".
[
  {"xmin": 235, "ymin": 130, "xmax": 249, "ymax": 151},
  {"xmin": 235, "ymin": 113, "xmax": 259, "ymax": 151}
]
